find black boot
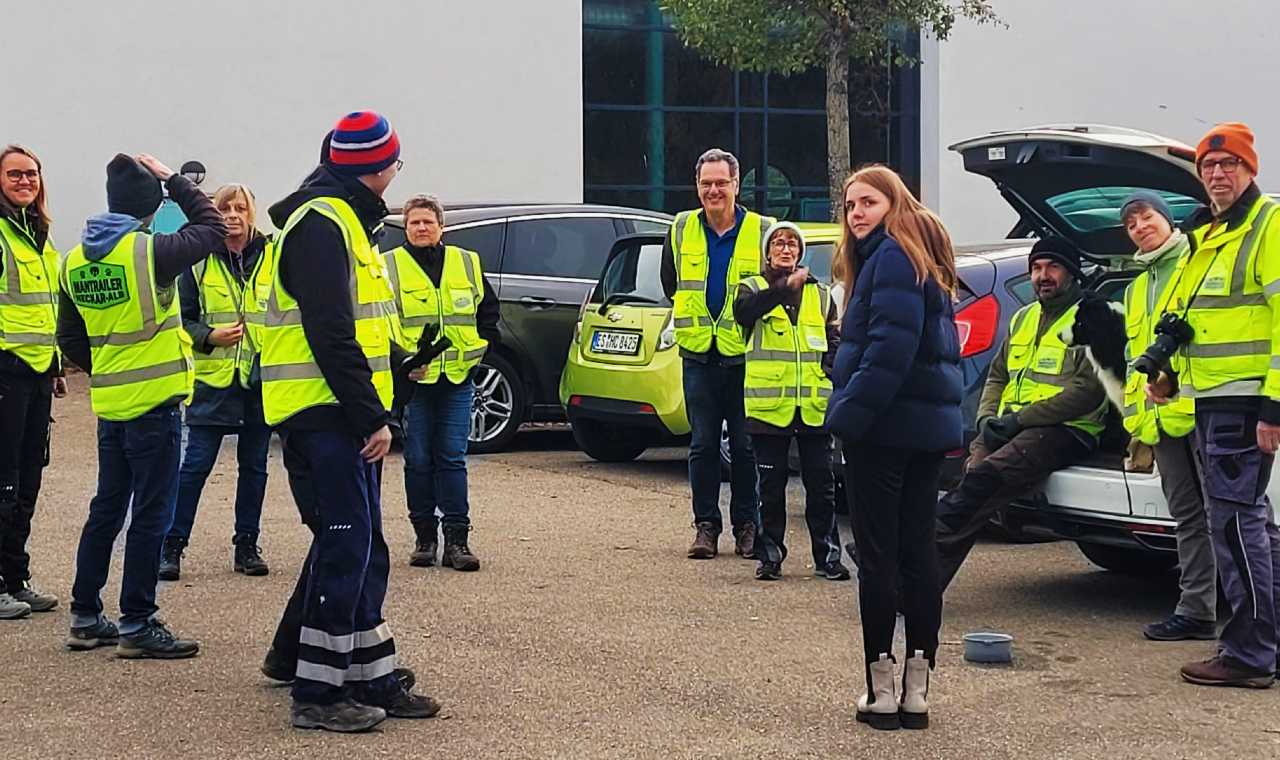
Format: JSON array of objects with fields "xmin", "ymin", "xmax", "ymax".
[
  {"xmin": 441, "ymin": 524, "xmax": 480, "ymax": 572},
  {"xmin": 233, "ymin": 534, "xmax": 269, "ymax": 576},
  {"xmin": 409, "ymin": 520, "xmax": 438, "ymax": 568},
  {"xmin": 158, "ymin": 537, "xmax": 185, "ymax": 582}
]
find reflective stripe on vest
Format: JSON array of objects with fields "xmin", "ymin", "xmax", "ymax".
[
  {"xmin": 1121, "ymin": 255, "xmax": 1195, "ymax": 444},
  {"xmin": 670, "ymin": 209, "xmax": 771, "ymax": 356},
  {"xmin": 260, "ymin": 198, "xmax": 397, "ymax": 426},
  {"xmin": 997, "ymin": 301, "xmax": 1106, "ymax": 438},
  {"xmin": 191, "ymin": 253, "xmax": 259, "ymax": 390},
  {"xmin": 0, "ymin": 219, "xmax": 59, "ymax": 373},
  {"xmin": 741, "ymin": 275, "xmax": 832, "ymax": 427},
  {"xmin": 61, "ymin": 232, "xmax": 194, "ymax": 421},
  {"xmin": 384, "ymin": 245, "xmax": 489, "ymax": 384}
]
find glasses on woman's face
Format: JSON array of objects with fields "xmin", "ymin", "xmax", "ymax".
[
  {"xmin": 1200, "ymin": 156, "xmax": 1242, "ymax": 177},
  {"xmin": 4, "ymin": 169, "xmax": 39, "ymax": 183},
  {"xmin": 770, "ymin": 239, "xmax": 801, "ymax": 252}
]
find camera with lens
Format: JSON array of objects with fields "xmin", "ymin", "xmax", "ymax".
[{"xmin": 1132, "ymin": 313, "xmax": 1194, "ymax": 380}]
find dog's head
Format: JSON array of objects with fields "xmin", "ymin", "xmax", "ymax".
[{"xmin": 1060, "ymin": 291, "xmax": 1124, "ymax": 348}]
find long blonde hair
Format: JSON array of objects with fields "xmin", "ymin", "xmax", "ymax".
[
  {"xmin": 0, "ymin": 144, "xmax": 52, "ymax": 237},
  {"xmin": 835, "ymin": 165, "xmax": 957, "ymax": 300}
]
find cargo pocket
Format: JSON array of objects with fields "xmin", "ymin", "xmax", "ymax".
[{"xmin": 1202, "ymin": 417, "xmax": 1265, "ymax": 506}]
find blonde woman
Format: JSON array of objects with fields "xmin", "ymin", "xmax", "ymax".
[{"xmin": 824, "ymin": 165, "xmax": 961, "ymax": 731}]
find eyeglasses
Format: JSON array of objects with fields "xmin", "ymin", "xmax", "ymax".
[
  {"xmin": 395, "ymin": 159, "xmax": 405, "ymax": 171},
  {"xmin": 4, "ymin": 169, "xmax": 39, "ymax": 182},
  {"xmin": 698, "ymin": 179, "xmax": 733, "ymax": 191},
  {"xmin": 769, "ymin": 239, "xmax": 801, "ymax": 251},
  {"xmin": 1200, "ymin": 156, "xmax": 1242, "ymax": 177}
]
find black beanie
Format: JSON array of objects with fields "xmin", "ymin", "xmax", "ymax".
[
  {"xmin": 106, "ymin": 153, "xmax": 163, "ymax": 219},
  {"xmin": 1028, "ymin": 235, "xmax": 1083, "ymax": 280}
]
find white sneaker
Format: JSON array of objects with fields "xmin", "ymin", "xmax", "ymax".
[{"xmin": 0, "ymin": 592, "xmax": 32, "ymax": 620}]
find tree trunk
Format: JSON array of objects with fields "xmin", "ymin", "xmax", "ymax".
[{"xmin": 825, "ymin": 37, "xmax": 851, "ymax": 222}]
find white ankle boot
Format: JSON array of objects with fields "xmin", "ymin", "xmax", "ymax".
[
  {"xmin": 856, "ymin": 654, "xmax": 900, "ymax": 730},
  {"xmin": 900, "ymin": 650, "xmax": 930, "ymax": 729}
]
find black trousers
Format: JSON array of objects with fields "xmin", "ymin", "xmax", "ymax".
[
  {"xmin": 845, "ymin": 442, "xmax": 943, "ymax": 667},
  {"xmin": 751, "ymin": 433, "xmax": 841, "ymax": 567},
  {"xmin": 0, "ymin": 369, "xmax": 52, "ymax": 592}
]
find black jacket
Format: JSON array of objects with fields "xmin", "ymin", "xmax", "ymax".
[
  {"xmin": 0, "ymin": 203, "xmax": 59, "ymax": 378},
  {"xmin": 398, "ymin": 242, "xmax": 501, "ymax": 385},
  {"xmin": 266, "ymin": 165, "xmax": 402, "ymax": 438},
  {"xmin": 179, "ymin": 233, "xmax": 269, "ymax": 427},
  {"xmin": 56, "ymin": 174, "xmax": 227, "ymax": 377}
]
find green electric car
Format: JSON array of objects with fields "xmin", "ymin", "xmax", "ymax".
[{"xmin": 559, "ymin": 224, "xmax": 841, "ymax": 462}]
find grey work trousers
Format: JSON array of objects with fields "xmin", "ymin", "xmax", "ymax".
[{"xmin": 1153, "ymin": 434, "xmax": 1216, "ymax": 622}]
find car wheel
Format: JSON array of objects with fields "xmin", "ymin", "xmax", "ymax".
[
  {"xmin": 468, "ymin": 354, "xmax": 525, "ymax": 454},
  {"xmin": 1076, "ymin": 541, "xmax": 1179, "ymax": 576},
  {"xmin": 571, "ymin": 419, "xmax": 648, "ymax": 463}
]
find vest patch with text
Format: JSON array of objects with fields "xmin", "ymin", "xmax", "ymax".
[{"xmin": 68, "ymin": 262, "xmax": 130, "ymax": 309}]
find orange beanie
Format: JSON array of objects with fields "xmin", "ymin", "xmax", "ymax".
[{"xmin": 1197, "ymin": 122, "xmax": 1258, "ymax": 174}]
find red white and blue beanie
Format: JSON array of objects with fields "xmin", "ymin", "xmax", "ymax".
[{"xmin": 326, "ymin": 110, "xmax": 401, "ymax": 176}]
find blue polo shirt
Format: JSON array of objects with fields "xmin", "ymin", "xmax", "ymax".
[{"xmin": 702, "ymin": 205, "xmax": 747, "ymax": 322}]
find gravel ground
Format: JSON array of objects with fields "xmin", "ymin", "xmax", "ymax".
[{"xmin": 6, "ymin": 375, "xmax": 1280, "ymax": 758}]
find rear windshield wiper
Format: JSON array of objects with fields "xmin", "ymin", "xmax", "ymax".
[{"xmin": 599, "ymin": 293, "xmax": 661, "ymax": 314}]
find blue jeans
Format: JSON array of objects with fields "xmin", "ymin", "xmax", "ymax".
[
  {"xmin": 681, "ymin": 358, "xmax": 758, "ymax": 532},
  {"xmin": 403, "ymin": 381, "xmax": 473, "ymax": 529},
  {"xmin": 70, "ymin": 406, "xmax": 181, "ymax": 634},
  {"xmin": 168, "ymin": 423, "xmax": 271, "ymax": 543}
]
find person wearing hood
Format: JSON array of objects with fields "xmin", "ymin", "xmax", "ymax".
[
  {"xmin": 57, "ymin": 152, "xmax": 227, "ymax": 659},
  {"xmin": 259, "ymin": 111, "xmax": 436, "ymax": 733},
  {"xmin": 934, "ymin": 235, "xmax": 1108, "ymax": 593},
  {"xmin": 732, "ymin": 221, "xmax": 847, "ymax": 582},
  {"xmin": 0, "ymin": 144, "xmax": 64, "ymax": 620},
  {"xmin": 1117, "ymin": 192, "xmax": 1214, "ymax": 643},
  {"xmin": 158, "ymin": 184, "xmax": 274, "ymax": 582}
]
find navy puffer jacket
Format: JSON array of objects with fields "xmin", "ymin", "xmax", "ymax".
[{"xmin": 824, "ymin": 227, "xmax": 962, "ymax": 451}]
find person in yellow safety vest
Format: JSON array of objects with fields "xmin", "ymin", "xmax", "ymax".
[
  {"xmin": 1146, "ymin": 123, "xmax": 1280, "ymax": 689},
  {"xmin": 935, "ymin": 236, "xmax": 1107, "ymax": 592},
  {"xmin": 159, "ymin": 184, "xmax": 274, "ymax": 583},
  {"xmin": 258, "ymin": 111, "xmax": 435, "ymax": 734},
  {"xmin": 387, "ymin": 194, "xmax": 500, "ymax": 572},
  {"xmin": 731, "ymin": 221, "xmax": 847, "ymax": 583},
  {"xmin": 0, "ymin": 144, "xmax": 65, "ymax": 620},
  {"xmin": 1114, "ymin": 191, "xmax": 1215, "ymax": 643},
  {"xmin": 659, "ymin": 148, "xmax": 773, "ymax": 561},
  {"xmin": 57, "ymin": 153, "xmax": 227, "ymax": 659}
]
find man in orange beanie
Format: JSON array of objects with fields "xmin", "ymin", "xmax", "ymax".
[{"xmin": 1149, "ymin": 121, "xmax": 1280, "ymax": 688}]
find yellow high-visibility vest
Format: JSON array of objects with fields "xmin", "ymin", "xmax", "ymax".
[
  {"xmin": 997, "ymin": 301, "xmax": 1106, "ymax": 438},
  {"xmin": 740, "ymin": 275, "xmax": 832, "ymax": 426},
  {"xmin": 190, "ymin": 251, "xmax": 264, "ymax": 390},
  {"xmin": 385, "ymin": 245, "xmax": 488, "ymax": 384},
  {"xmin": 670, "ymin": 209, "xmax": 771, "ymax": 356},
  {"xmin": 0, "ymin": 217, "xmax": 59, "ymax": 373}
]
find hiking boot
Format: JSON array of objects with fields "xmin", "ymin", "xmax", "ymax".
[
  {"xmin": 158, "ymin": 537, "xmax": 185, "ymax": 582},
  {"xmin": 352, "ymin": 681, "xmax": 441, "ymax": 719},
  {"xmin": 687, "ymin": 522, "xmax": 718, "ymax": 560},
  {"xmin": 66, "ymin": 618, "xmax": 119, "ymax": 650},
  {"xmin": 11, "ymin": 582, "xmax": 58, "ymax": 612},
  {"xmin": 441, "ymin": 525, "xmax": 480, "ymax": 572},
  {"xmin": 409, "ymin": 521, "xmax": 438, "ymax": 567},
  {"xmin": 815, "ymin": 561, "xmax": 852, "ymax": 581},
  {"xmin": 233, "ymin": 536, "xmax": 269, "ymax": 576},
  {"xmin": 733, "ymin": 523, "xmax": 757, "ymax": 559},
  {"xmin": 116, "ymin": 619, "xmax": 200, "ymax": 660},
  {"xmin": 755, "ymin": 561, "xmax": 782, "ymax": 581},
  {"xmin": 0, "ymin": 592, "xmax": 31, "ymax": 620},
  {"xmin": 261, "ymin": 647, "xmax": 418, "ymax": 692},
  {"xmin": 1180, "ymin": 655, "xmax": 1274, "ymax": 689},
  {"xmin": 291, "ymin": 699, "xmax": 386, "ymax": 733},
  {"xmin": 1144, "ymin": 614, "xmax": 1216, "ymax": 642}
]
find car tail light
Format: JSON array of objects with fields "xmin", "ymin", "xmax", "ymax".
[
  {"xmin": 656, "ymin": 311, "xmax": 676, "ymax": 351},
  {"xmin": 569, "ymin": 395, "xmax": 583, "ymax": 406},
  {"xmin": 955, "ymin": 294, "xmax": 999, "ymax": 358}
]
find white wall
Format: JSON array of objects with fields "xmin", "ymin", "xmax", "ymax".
[
  {"xmin": 2, "ymin": 0, "xmax": 583, "ymax": 250},
  {"xmin": 924, "ymin": 0, "xmax": 1280, "ymax": 243}
]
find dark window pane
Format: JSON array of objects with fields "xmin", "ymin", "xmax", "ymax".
[
  {"xmin": 376, "ymin": 224, "xmax": 405, "ymax": 252},
  {"xmin": 584, "ymin": 110, "xmax": 657, "ymax": 185},
  {"xmin": 663, "ymin": 34, "xmax": 734, "ymax": 107},
  {"xmin": 663, "ymin": 189, "xmax": 700, "ymax": 214},
  {"xmin": 595, "ymin": 241, "xmax": 669, "ymax": 305},
  {"xmin": 768, "ymin": 114, "xmax": 827, "ymax": 189},
  {"xmin": 1005, "ymin": 274, "xmax": 1035, "ymax": 305},
  {"xmin": 442, "ymin": 222, "xmax": 505, "ymax": 273},
  {"xmin": 737, "ymin": 113, "xmax": 765, "ymax": 211},
  {"xmin": 583, "ymin": 0, "xmax": 653, "ymax": 27},
  {"xmin": 664, "ymin": 112, "xmax": 734, "ymax": 184},
  {"xmin": 503, "ymin": 218, "xmax": 618, "ymax": 279},
  {"xmin": 767, "ymin": 68, "xmax": 824, "ymax": 109},
  {"xmin": 584, "ymin": 29, "xmax": 646, "ymax": 105},
  {"xmin": 805, "ymin": 242, "xmax": 835, "ymax": 283},
  {"xmin": 739, "ymin": 72, "xmax": 765, "ymax": 108}
]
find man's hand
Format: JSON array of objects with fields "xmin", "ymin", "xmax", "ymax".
[
  {"xmin": 1260, "ymin": 421, "xmax": 1280, "ymax": 455},
  {"xmin": 52, "ymin": 376, "xmax": 68, "ymax": 398},
  {"xmin": 136, "ymin": 154, "xmax": 174, "ymax": 181},
  {"xmin": 786, "ymin": 267, "xmax": 809, "ymax": 291},
  {"xmin": 1144, "ymin": 371, "xmax": 1176, "ymax": 406},
  {"xmin": 407, "ymin": 366, "xmax": 428, "ymax": 382},
  {"xmin": 361, "ymin": 425, "xmax": 393, "ymax": 462},
  {"xmin": 981, "ymin": 412, "xmax": 1021, "ymax": 450},
  {"xmin": 208, "ymin": 323, "xmax": 244, "ymax": 347}
]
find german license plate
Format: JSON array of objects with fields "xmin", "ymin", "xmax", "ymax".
[{"xmin": 591, "ymin": 330, "xmax": 641, "ymax": 355}]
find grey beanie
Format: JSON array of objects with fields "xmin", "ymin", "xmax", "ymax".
[
  {"xmin": 1119, "ymin": 190, "xmax": 1173, "ymax": 226},
  {"xmin": 762, "ymin": 220, "xmax": 807, "ymax": 265}
]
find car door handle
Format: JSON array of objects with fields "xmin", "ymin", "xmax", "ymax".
[{"xmin": 519, "ymin": 296, "xmax": 555, "ymax": 310}]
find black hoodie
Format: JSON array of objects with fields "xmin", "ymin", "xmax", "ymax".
[{"xmin": 266, "ymin": 165, "xmax": 395, "ymax": 438}]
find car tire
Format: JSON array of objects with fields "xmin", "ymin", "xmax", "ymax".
[
  {"xmin": 1076, "ymin": 541, "xmax": 1179, "ymax": 576},
  {"xmin": 571, "ymin": 419, "xmax": 648, "ymax": 463},
  {"xmin": 468, "ymin": 353, "xmax": 525, "ymax": 455}
]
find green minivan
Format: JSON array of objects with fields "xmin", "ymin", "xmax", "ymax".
[{"xmin": 559, "ymin": 224, "xmax": 841, "ymax": 462}]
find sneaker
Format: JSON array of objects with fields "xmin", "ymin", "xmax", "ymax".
[
  {"xmin": 291, "ymin": 699, "xmax": 386, "ymax": 733},
  {"xmin": 1144, "ymin": 614, "xmax": 1216, "ymax": 641},
  {"xmin": 261, "ymin": 647, "xmax": 417, "ymax": 693},
  {"xmin": 733, "ymin": 523, "xmax": 757, "ymax": 559},
  {"xmin": 815, "ymin": 561, "xmax": 852, "ymax": 581},
  {"xmin": 116, "ymin": 619, "xmax": 200, "ymax": 660},
  {"xmin": 352, "ymin": 681, "xmax": 441, "ymax": 719},
  {"xmin": 158, "ymin": 538, "xmax": 184, "ymax": 582},
  {"xmin": 233, "ymin": 539, "xmax": 270, "ymax": 577},
  {"xmin": 12, "ymin": 582, "xmax": 59, "ymax": 612},
  {"xmin": 66, "ymin": 618, "xmax": 119, "ymax": 650},
  {"xmin": 755, "ymin": 561, "xmax": 782, "ymax": 581},
  {"xmin": 687, "ymin": 522, "xmax": 718, "ymax": 560},
  {"xmin": 1180, "ymin": 655, "xmax": 1275, "ymax": 689},
  {"xmin": 0, "ymin": 592, "xmax": 31, "ymax": 620}
]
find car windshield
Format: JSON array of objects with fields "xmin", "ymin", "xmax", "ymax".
[
  {"xmin": 1045, "ymin": 186, "xmax": 1201, "ymax": 232},
  {"xmin": 597, "ymin": 241, "xmax": 668, "ymax": 305}
]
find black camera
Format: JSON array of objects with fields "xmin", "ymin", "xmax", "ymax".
[{"xmin": 1132, "ymin": 313, "xmax": 1194, "ymax": 380}]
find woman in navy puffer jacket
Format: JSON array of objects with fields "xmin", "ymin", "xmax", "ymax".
[{"xmin": 824, "ymin": 165, "xmax": 961, "ymax": 731}]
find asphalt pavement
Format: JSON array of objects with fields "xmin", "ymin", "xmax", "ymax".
[{"xmin": 6, "ymin": 375, "xmax": 1280, "ymax": 758}]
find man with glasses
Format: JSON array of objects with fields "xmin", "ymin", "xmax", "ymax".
[
  {"xmin": 1148, "ymin": 123, "xmax": 1280, "ymax": 688},
  {"xmin": 660, "ymin": 148, "xmax": 772, "ymax": 560}
]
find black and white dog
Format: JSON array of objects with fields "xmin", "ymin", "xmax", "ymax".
[{"xmin": 1059, "ymin": 291, "xmax": 1127, "ymax": 412}]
